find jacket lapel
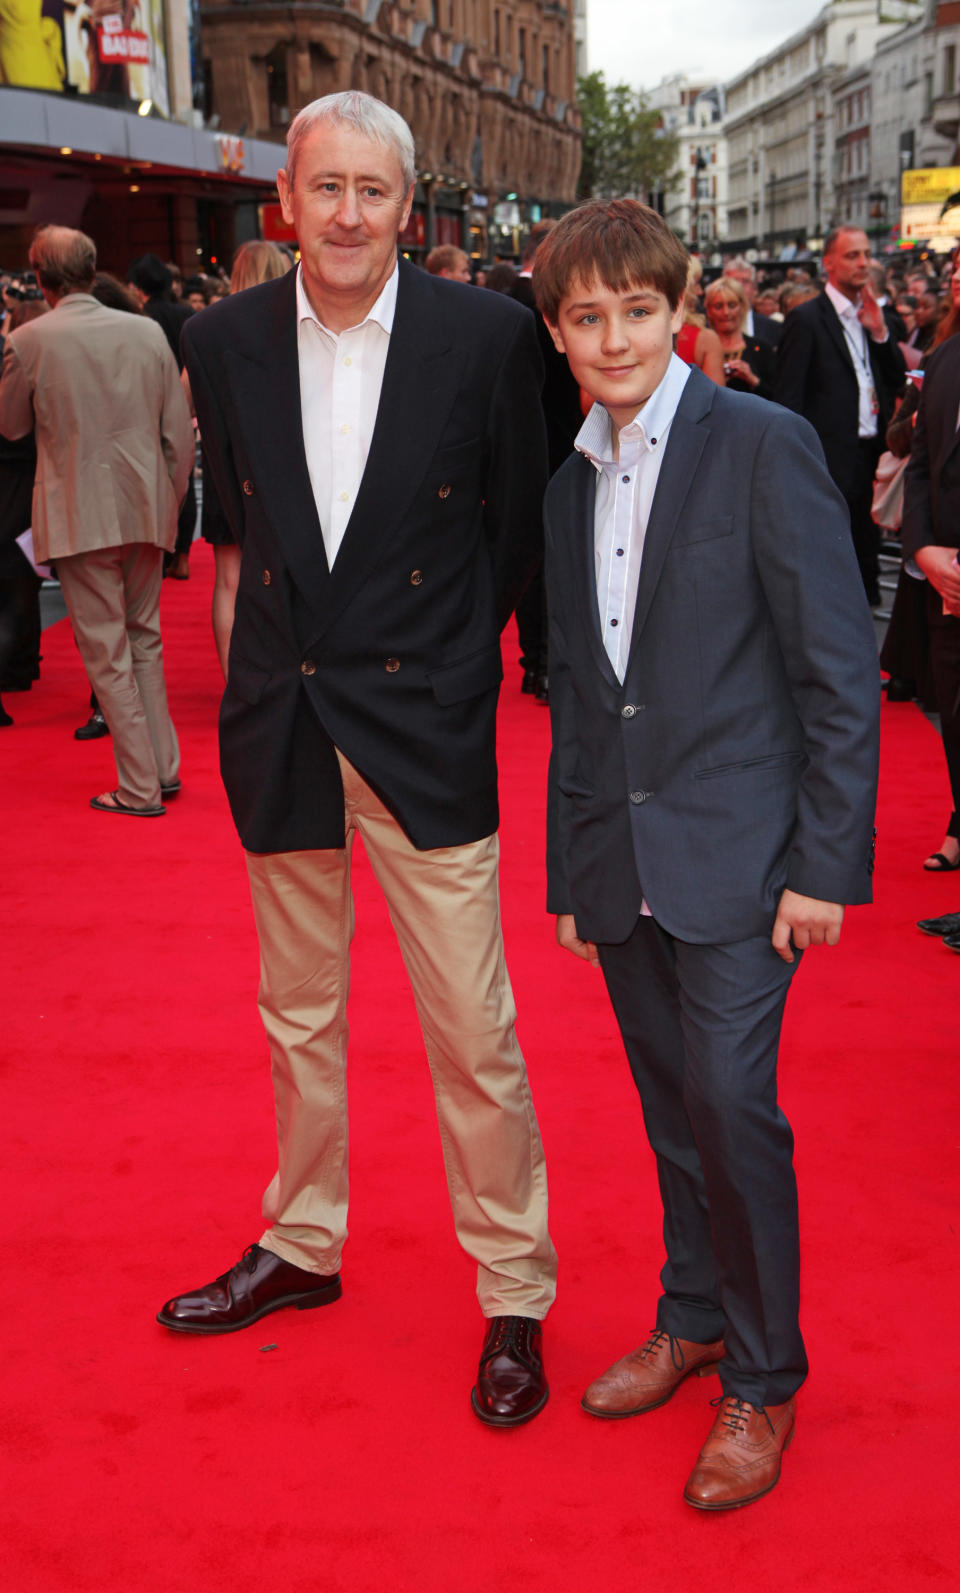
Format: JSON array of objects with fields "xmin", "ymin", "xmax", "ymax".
[
  {"xmin": 560, "ymin": 454, "xmax": 620, "ymax": 689},
  {"xmin": 223, "ymin": 272, "xmax": 331, "ymax": 616},
  {"xmin": 625, "ymin": 368, "xmax": 712, "ymax": 664},
  {"xmin": 819, "ymin": 292, "xmax": 858, "ymax": 379}
]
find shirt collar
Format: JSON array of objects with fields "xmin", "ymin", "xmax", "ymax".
[
  {"xmin": 825, "ymin": 280, "xmax": 860, "ymax": 322},
  {"xmin": 575, "ymin": 352, "xmax": 691, "ymax": 468},
  {"xmin": 295, "ymin": 260, "xmax": 399, "ymax": 337}
]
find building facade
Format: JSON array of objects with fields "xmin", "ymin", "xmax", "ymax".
[
  {"xmin": 647, "ymin": 75, "xmax": 728, "ymax": 256},
  {"xmin": 870, "ymin": 2, "xmax": 960, "ymax": 249},
  {"xmin": 198, "ymin": 0, "xmax": 582, "ymax": 259},
  {"xmin": 0, "ymin": 0, "xmax": 579, "ymax": 275},
  {"xmin": 724, "ymin": 1, "xmax": 904, "ymax": 257}
]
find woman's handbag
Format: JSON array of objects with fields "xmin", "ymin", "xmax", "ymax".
[{"xmin": 871, "ymin": 450, "xmax": 909, "ymax": 533}]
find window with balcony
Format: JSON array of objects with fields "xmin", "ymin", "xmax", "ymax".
[{"xmin": 944, "ymin": 44, "xmax": 956, "ymax": 96}]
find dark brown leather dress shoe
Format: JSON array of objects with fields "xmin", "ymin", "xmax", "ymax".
[
  {"xmin": 156, "ymin": 1243, "xmax": 341, "ymax": 1334},
  {"xmin": 683, "ymin": 1394, "xmax": 795, "ymax": 1511},
  {"xmin": 582, "ymin": 1327, "xmax": 725, "ymax": 1418},
  {"xmin": 471, "ymin": 1315, "xmax": 548, "ymax": 1427}
]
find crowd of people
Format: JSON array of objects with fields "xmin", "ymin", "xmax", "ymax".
[{"xmin": 0, "ymin": 87, "xmax": 956, "ymax": 1519}]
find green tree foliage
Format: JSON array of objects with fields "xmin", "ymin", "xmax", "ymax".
[{"xmin": 576, "ymin": 71, "xmax": 679, "ymax": 203}]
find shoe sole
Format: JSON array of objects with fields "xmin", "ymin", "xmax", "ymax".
[
  {"xmin": 581, "ymin": 1359, "xmax": 722, "ymax": 1419},
  {"xmin": 470, "ymin": 1386, "xmax": 549, "ymax": 1427},
  {"xmin": 156, "ymin": 1279, "xmax": 342, "ymax": 1334},
  {"xmin": 682, "ymin": 1424, "xmax": 794, "ymax": 1511}
]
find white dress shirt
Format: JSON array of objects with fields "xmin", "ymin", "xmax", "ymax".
[
  {"xmin": 825, "ymin": 279, "xmax": 880, "ymax": 439},
  {"xmin": 575, "ymin": 352, "xmax": 692, "ymax": 682},
  {"xmin": 296, "ymin": 262, "xmax": 398, "ymax": 568}
]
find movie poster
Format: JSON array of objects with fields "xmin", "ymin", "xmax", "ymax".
[{"xmin": 0, "ymin": 0, "xmax": 169, "ymax": 115}]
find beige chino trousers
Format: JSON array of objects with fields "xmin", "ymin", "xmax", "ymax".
[
  {"xmin": 245, "ymin": 752, "xmax": 557, "ymax": 1319},
  {"xmin": 57, "ymin": 543, "xmax": 179, "ymax": 808}
]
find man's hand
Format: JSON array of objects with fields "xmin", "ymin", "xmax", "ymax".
[
  {"xmin": 914, "ymin": 544, "xmax": 960, "ymax": 606},
  {"xmin": 858, "ymin": 282, "xmax": 887, "ymax": 342},
  {"xmin": 772, "ymin": 890, "xmax": 844, "ymax": 963},
  {"xmin": 556, "ymin": 913, "xmax": 599, "ymax": 966}
]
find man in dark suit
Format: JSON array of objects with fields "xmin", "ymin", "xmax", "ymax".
[
  {"xmin": 509, "ymin": 221, "xmax": 584, "ymax": 702},
  {"xmin": 774, "ymin": 225, "xmax": 906, "ymax": 605},
  {"xmin": 535, "ymin": 200, "xmax": 879, "ymax": 1508},
  {"xmin": 157, "ymin": 92, "xmax": 558, "ymax": 1426},
  {"xmin": 902, "ymin": 317, "xmax": 960, "ymax": 887}
]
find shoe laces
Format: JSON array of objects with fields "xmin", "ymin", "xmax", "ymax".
[
  {"xmin": 480, "ymin": 1315, "xmax": 536, "ymax": 1366},
  {"xmin": 222, "ymin": 1244, "xmax": 261, "ymax": 1283},
  {"xmin": 640, "ymin": 1327, "xmax": 684, "ymax": 1372},
  {"xmin": 710, "ymin": 1393, "xmax": 774, "ymax": 1436}
]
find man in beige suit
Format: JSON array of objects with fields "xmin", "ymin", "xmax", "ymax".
[{"xmin": 0, "ymin": 225, "xmax": 193, "ymax": 815}]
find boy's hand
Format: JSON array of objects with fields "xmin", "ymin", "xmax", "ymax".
[
  {"xmin": 772, "ymin": 890, "xmax": 844, "ymax": 963},
  {"xmin": 556, "ymin": 914, "xmax": 600, "ymax": 966}
]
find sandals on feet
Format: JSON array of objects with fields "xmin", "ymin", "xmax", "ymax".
[
  {"xmin": 923, "ymin": 851, "xmax": 960, "ymax": 872},
  {"xmin": 90, "ymin": 790, "xmax": 165, "ymax": 817}
]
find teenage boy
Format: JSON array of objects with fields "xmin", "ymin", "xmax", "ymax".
[{"xmin": 534, "ymin": 200, "xmax": 879, "ymax": 1510}]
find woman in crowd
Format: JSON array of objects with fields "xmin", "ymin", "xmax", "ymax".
[
  {"xmin": 704, "ymin": 275, "xmax": 776, "ymax": 397},
  {"xmin": 675, "ymin": 257, "xmax": 726, "ymax": 385}
]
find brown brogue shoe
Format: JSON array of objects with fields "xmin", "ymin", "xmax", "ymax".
[
  {"xmin": 683, "ymin": 1394, "xmax": 795, "ymax": 1511},
  {"xmin": 581, "ymin": 1328, "xmax": 725, "ymax": 1418},
  {"xmin": 156, "ymin": 1243, "xmax": 342, "ymax": 1334},
  {"xmin": 471, "ymin": 1315, "xmax": 548, "ymax": 1427}
]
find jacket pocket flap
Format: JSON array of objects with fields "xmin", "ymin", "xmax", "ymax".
[
  {"xmin": 672, "ymin": 515, "xmax": 734, "ymax": 547},
  {"xmin": 427, "ymin": 644, "xmax": 503, "ymax": 705}
]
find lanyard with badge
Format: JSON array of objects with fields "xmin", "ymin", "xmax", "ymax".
[{"xmin": 842, "ymin": 312, "xmax": 879, "ymax": 416}]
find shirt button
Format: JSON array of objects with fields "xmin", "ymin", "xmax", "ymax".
[
  {"xmin": 622, "ymin": 475, "xmax": 630, "ymax": 483},
  {"xmin": 438, "ymin": 483, "xmax": 452, "ymax": 499},
  {"xmin": 610, "ymin": 618, "xmax": 618, "ymax": 627},
  {"xmin": 340, "ymin": 423, "xmax": 351, "ymax": 435},
  {"xmin": 616, "ymin": 548, "xmax": 624, "ymax": 557},
  {"xmin": 338, "ymin": 490, "xmax": 350, "ymax": 502},
  {"xmin": 262, "ymin": 570, "xmax": 271, "ymax": 586},
  {"xmin": 242, "ymin": 479, "xmax": 254, "ymax": 496},
  {"xmin": 343, "ymin": 356, "xmax": 352, "ymax": 367},
  {"xmin": 410, "ymin": 570, "xmax": 423, "ymax": 586},
  {"xmin": 301, "ymin": 659, "xmax": 316, "ymax": 676},
  {"xmin": 385, "ymin": 657, "xmax": 400, "ymax": 673}
]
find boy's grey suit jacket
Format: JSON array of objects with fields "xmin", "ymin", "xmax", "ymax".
[{"xmin": 544, "ymin": 368, "xmax": 880, "ymax": 947}]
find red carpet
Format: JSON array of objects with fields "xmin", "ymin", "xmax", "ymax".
[{"xmin": 2, "ymin": 542, "xmax": 957, "ymax": 1589}]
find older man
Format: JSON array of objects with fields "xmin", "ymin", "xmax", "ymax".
[
  {"xmin": 157, "ymin": 91, "xmax": 557, "ymax": 1426},
  {"xmin": 0, "ymin": 225, "xmax": 193, "ymax": 814}
]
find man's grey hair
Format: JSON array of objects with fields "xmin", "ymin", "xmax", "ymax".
[
  {"xmin": 29, "ymin": 225, "xmax": 97, "ymax": 295},
  {"xmin": 724, "ymin": 256, "xmax": 755, "ymax": 282},
  {"xmin": 286, "ymin": 91, "xmax": 416, "ymax": 192}
]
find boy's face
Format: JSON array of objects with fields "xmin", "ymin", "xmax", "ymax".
[{"xmin": 546, "ymin": 276, "xmax": 683, "ymax": 432}]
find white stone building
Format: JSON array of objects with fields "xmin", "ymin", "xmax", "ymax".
[
  {"xmin": 644, "ymin": 75, "xmax": 728, "ymax": 253},
  {"xmin": 724, "ymin": 1, "xmax": 905, "ymax": 257},
  {"xmin": 871, "ymin": 1, "xmax": 960, "ymax": 250}
]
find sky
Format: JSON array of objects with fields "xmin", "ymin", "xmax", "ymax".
[{"xmin": 586, "ymin": 0, "xmax": 841, "ymax": 93}]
